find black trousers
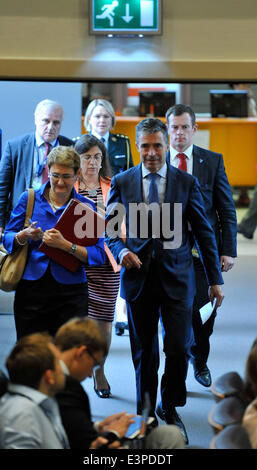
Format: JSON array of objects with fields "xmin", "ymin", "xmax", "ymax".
[
  {"xmin": 14, "ymin": 267, "xmax": 88, "ymax": 340},
  {"xmin": 126, "ymin": 260, "xmax": 194, "ymax": 416},
  {"xmin": 191, "ymin": 257, "xmax": 216, "ymax": 364}
]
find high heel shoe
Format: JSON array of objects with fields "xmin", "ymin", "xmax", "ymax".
[{"xmin": 94, "ymin": 383, "xmax": 111, "ymax": 399}]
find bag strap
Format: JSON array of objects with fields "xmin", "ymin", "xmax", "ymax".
[{"xmin": 23, "ymin": 189, "xmax": 35, "ymax": 229}]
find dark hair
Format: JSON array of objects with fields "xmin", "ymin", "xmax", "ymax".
[
  {"xmin": 165, "ymin": 104, "xmax": 196, "ymax": 127},
  {"xmin": 244, "ymin": 338, "xmax": 257, "ymax": 402},
  {"xmin": 54, "ymin": 317, "xmax": 108, "ymax": 357},
  {"xmin": 75, "ymin": 134, "xmax": 112, "ymax": 179},
  {"xmin": 6, "ymin": 333, "xmax": 55, "ymax": 390},
  {"xmin": 136, "ymin": 118, "xmax": 169, "ymax": 145}
]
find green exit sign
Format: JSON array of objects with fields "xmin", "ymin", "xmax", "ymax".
[{"xmin": 89, "ymin": 0, "xmax": 162, "ymax": 36}]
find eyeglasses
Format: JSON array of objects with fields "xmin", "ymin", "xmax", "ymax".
[
  {"xmin": 49, "ymin": 172, "xmax": 75, "ymax": 181},
  {"xmin": 86, "ymin": 349, "xmax": 101, "ymax": 370},
  {"xmin": 81, "ymin": 154, "xmax": 102, "ymax": 163}
]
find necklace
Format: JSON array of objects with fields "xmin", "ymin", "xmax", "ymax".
[
  {"xmin": 48, "ymin": 190, "xmax": 63, "ymax": 212},
  {"xmin": 80, "ymin": 179, "xmax": 100, "ymax": 197}
]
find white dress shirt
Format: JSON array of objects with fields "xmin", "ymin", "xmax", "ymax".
[{"xmin": 169, "ymin": 144, "xmax": 193, "ymax": 175}]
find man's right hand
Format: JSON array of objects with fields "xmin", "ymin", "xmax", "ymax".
[
  {"xmin": 122, "ymin": 252, "xmax": 142, "ymax": 270},
  {"xmin": 100, "ymin": 412, "xmax": 135, "ymax": 438},
  {"xmin": 89, "ymin": 436, "xmax": 123, "ymax": 449}
]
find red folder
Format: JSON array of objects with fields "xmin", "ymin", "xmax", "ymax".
[{"xmin": 39, "ymin": 198, "xmax": 105, "ymax": 272}]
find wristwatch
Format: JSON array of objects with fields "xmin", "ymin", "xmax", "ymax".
[{"xmin": 69, "ymin": 243, "xmax": 77, "ymax": 255}]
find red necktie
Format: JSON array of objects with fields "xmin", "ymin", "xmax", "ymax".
[
  {"xmin": 42, "ymin": 143, "xmax": 51, "ymax": 183},
  {"xmin": 177, "ymin": 153, "xmax": 187, "ymax": 172}
]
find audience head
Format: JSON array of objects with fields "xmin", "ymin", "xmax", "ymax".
[
  {"xmin": 165, "ymin": 104, "xmax": 197, "ymax": 153},
  {"xmin": 34, "ymin": 99, "xmax": 64, "ymax": 144},
  {"xmin": 6, "ymin": 332, "xmax": 65, "ymax": 396},
  {"xmin": 75, "ymin": 133, "xmax": 112, "ymax": 179},
  {"xmin": 84, "ymin": 99, "xmax": 116, "ymax": 135},
  {"xmin": 54, "ymin": 317, "xmax": 107, "ymax": 381},
  {"xmin": 244, "ymin": 338, "xmax": 257, "ymax": 402},
  {"xmin": 136, "ymin": 118, "xmax": 169, "ymax": 173}
]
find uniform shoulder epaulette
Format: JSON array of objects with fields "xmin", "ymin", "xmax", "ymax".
[{"xmin": 115, "ymin": 133, "xmax": 129, "ymax": 139}]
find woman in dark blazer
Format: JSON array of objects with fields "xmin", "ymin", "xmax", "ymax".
[{"xmin": 84, "ymin": 98, "xmax": 134, "ymax": 175}]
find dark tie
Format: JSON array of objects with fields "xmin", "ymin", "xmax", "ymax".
[
  {"xmin": 100, "ymin": 137, "xmax": 105, "ymax": 145},
  {"xmin": 177, "ymin": 153, "xmax": 187, "ymax": 172},
  {"xmin": 148, "ymin": 173, "xmax": 159, "ymax": 204},
  {"xmin": 42, "ymin": 143, "xmax": 51, "ymax": 183}
]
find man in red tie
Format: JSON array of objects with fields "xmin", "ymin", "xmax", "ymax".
[
  {"xmin": 166, "ymin": 104, "xmax": 237, "ymax": 388},
  {"xmin": 0, "ymin": 99, "xmax": 73, "ymax": 238}
]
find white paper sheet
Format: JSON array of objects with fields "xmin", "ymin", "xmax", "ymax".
[{"xmin": 199, "ymin": 298, "xmax": 217, "ymax": 324}]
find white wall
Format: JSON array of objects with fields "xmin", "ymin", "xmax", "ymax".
[{"xmin": 0, "ymin": 81, "xmax": 82, "ymax": 156}]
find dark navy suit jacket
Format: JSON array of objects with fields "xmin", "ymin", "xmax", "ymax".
[
  {"xmin": 56, "ymin": 375, "xmax": 97, "ymax": 449},
  {"xmin": 105, "ymin": 163, "xmax": 223, "ymax": 303},
  {"xmin": 107, "ymin": 132, "xmax": 134, "ymax": 175},
  {"xmin": 167, "ymin": 145, "xmax": 237, "ymax": 258},
  {"xmin": 0, "ymin": 132, "xmax": 73, "ymax": 227}
]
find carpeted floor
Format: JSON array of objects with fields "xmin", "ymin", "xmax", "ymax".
[{"xmin": 0, "ymin": 225, "xmax": 256, "ymax": 449}]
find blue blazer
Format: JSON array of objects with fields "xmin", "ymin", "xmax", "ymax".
[
  {"xmin": 3, "ymin": 183, "xmax": 105, "ymax": 285},
  {"xmin": 166, "ymin": 145, "xmax": 237, "ymax": 257},
  {"xmin": 0, "ymin": 132, "xmax": 73, "ymax": 227},
  {"xmin": 105, "ymin": 163, "xmax": 223, "ymax": 302}
]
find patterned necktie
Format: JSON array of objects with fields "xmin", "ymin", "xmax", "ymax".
[
  {"xmin": 100, "ymin": 137, "xmax": 105, "ymax": 145},
  {"xmin": 42, "ymin": 143, "xmax": 51, "ymax": 183},
  {"xmin": 148, "ymin": 173, "xmax": 159, "ymax": 204},
  {"xmin": 177, "ymin": 153, "xmax": 187, "ymax": 172}
]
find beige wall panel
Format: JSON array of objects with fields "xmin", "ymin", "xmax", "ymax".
[{"xmin": 0, "ymin": 0, "xmax": 256, "ymax": 80}]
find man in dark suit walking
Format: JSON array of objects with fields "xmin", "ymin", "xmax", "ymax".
[
  {"xmin": 166, "ymin": 104, "xmax": 237, "ymax": 388},
  {"xmin": 0, "ymin": 99, "xmax": 73, "ymax": 237},
  {"xmin": 105, "ymin": 118, "xmax": 224, "ymax": 443}
]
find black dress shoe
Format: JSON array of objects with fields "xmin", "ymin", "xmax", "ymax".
[
  {"xmin": 237, "ymin": 226, "xmax": 253, "ymax": 240},
  {"xmin": 115, "ymin": 322, "xmax": 129, "ymax": 336},
  {"xmin": 156, "ymin": 403, "xmax": 189, "ymax": 444},
  {"xmin": 94, "ymin": 385, "xmax": 111, "ymax": 398},
  {"xmin": 192, "ymin": 360, "xmax": 212, "ymax": 387}
]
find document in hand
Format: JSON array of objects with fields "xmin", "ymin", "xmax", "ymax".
[{"xmin": 39, "ymin": 198, "xmax": 105, "ymax": 272}]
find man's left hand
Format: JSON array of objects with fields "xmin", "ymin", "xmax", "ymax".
[
  {"xmin": 209, "ymin": 285, "xmax": 225, "ymax": 311},
  {"xmin": 220, "ymin": 255, "xmax": 235, "ymax": 272}
]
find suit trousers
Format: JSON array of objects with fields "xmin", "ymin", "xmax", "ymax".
[
  {"xmin": 191, "ymin": 257, "xmax": 216, "ymax": 364},
  {"xmin": 126, "ymin": 259, "xmax": 194, "ymax": 416}
]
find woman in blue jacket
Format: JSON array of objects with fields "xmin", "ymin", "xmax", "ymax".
[{"xmin": 3, "ymin": 146, "xmax": 105, "ymax": 340}]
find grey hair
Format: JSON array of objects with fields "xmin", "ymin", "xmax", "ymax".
[
  {"xmin": 136, "ymin": 118, "xmax": 169, "ymax": 145},
  {"xmin": 34, "ymin": 99, "xmax": 63, "ymax": 120}
]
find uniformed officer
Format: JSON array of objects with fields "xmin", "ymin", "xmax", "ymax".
[{"xmin": 84, "ymin": 98, "xmax": 134, "ymax": 175}]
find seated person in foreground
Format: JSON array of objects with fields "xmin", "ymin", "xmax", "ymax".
[
  {"xmin": 54, "ymin": 317, "xmax": 185, "ymax": 449},
  {"xmin": 242, "ymin": 338, "xmax": 257, "ymax": 448},
  {"xmin": 0, "ymin": 333, "xmax": 69, "ymax": 449}
]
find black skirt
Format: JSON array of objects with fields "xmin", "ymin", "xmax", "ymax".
[{"xmin": 14, "ymin": 267, "xmax": 88, "ymax": 339}]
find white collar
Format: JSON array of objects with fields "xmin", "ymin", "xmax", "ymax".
[
  {"xmin": 92, "ymin": 131, "xmax": 109, "ymax": 143},
  {"xmin": 35, "ymin": 132, "xmax": 57, "ymax": 148},
  {"xmin": 170, "ymin": 144, "xmax": 193, "ymax": 161},
  {"xmin": 142, "ymin": 162, "xmax": 167, "ymax": 179}
]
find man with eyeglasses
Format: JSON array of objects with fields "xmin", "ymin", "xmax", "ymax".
[
  {"xmin": 54, "ymin": 317, "xmax": 185, "ymax": 450},
  {"xmin": 0, "ymin": 99, "xmax": 73, "ymax": 240}
]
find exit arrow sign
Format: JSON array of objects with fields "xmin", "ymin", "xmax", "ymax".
[
  {"xmin": 122, "ymin": 4, "xmax": 134, "ymax": 23},
  {"xmin": 90, "ymin": 0, "xmax": 162, "ymax": 36}
]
